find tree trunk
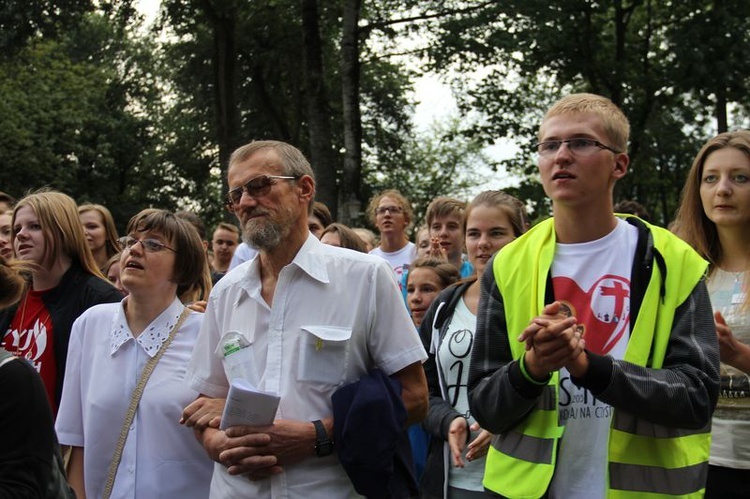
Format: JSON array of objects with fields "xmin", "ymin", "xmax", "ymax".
[
  {"xmin": 712, "ymin": 0, "xmax": 728, "ymax": 134},
  {"xmin": 716, "ymin": 85, "xmax": 728, "ymax": 133},
  {"xmin": 300, "ymin": 0, "xmax": 338, "ymax": 216},
  {"xmin": 200, "ymin": 0, "xmax": 241, "ymax": 211},
  {"xmin": 339, "ymin": 0, "xmax": 363, "ymax": 225}
]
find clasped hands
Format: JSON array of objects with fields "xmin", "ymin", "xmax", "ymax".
[
  {"xmin": 518, "ymin": 301, "xmax": 589, "ymax": 381},
  {"xmin": 181, "ymin": 397, "xmax": 312, "ymax": 481}
]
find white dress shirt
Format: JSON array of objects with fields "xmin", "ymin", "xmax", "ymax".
[
  {"xmin": 56, "ymin": 298, "xmax": 213, "ymax": 499},
  {"xmin": 186, "ymin": 234, "xmax": 427, "ymax": 499},
  {"xmin": 229, "ymin": 241, "xmax": 259, "ymax": 270}
]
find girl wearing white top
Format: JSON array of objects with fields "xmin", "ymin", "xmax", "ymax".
[
  {"xmin": 674, "ymin": 130, "xmax": 750, "ymax": 498},
  {"xmin": 56, "ymin": 209, "xmax": 213, "ymax": 499},
  {"xmin": 418, "ymin": 190, "xmax": 527, "ymax": 499}
]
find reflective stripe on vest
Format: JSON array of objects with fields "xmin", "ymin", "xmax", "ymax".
[
  {"xmin": 492, "ymin": 430, "xmax": 553, "ymax": 464},
  {"xmin": 609, "ymin": 462, "xmax": 708, "ymax": 497},
  {"xmin": 484, "ymin": 217, "xmax": 710, "ymax": 498},
  {"xmin": 613, "ymin": 411, "xmax": 711, "ymax": 438}
]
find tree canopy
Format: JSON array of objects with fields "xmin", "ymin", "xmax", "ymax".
[
  {"xmin": 1, "ymin": 0, "xmax": 748, "ymax": 231},
  {"xmin": 421, "ymin": 0, "xmax": 750, "ymax": 224}
]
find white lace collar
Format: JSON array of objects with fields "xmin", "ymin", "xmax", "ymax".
[{"xmin": 110, "ymin": 297, "xmax": 185, "ymax": 358}]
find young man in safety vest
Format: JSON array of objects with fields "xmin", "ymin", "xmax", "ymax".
[{"xmin": 468, "ymin": 93, "xmax": 720, "ymax": 498}]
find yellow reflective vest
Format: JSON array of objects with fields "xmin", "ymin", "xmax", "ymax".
[{"xmin": 487, "ymin": 217, "xmax": 710, "ymax": 499}]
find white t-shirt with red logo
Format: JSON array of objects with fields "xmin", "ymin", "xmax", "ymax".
[
  {"xmin": 369, "ymin": 242, "xmax": 417, "ymax": 290},
  {"xmin": 548, "ymin": 218, "xmax": 638, "ymax": 499}
]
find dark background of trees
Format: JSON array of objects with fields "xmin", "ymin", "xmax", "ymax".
[{"xmin": 1, "ymin": 0, "xmax": 748, "ymax": 232}]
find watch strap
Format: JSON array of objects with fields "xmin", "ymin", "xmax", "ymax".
[{"xmin": 312, "ymin": 419, "xmax": 333, "ymax": 457}]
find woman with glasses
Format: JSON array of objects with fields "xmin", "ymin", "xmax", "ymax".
[
  {"xmin": 673, "ymin": 130, "xmax": 750, "ymax": 498},
  {"xmin": 419, "ymin": 190, "xmax": 527, "ymax": 499},
  {"xmin": 78, "ymin": 203, "xmax": 121, "ymax": 271},
  {"xmin": 56, "ymin": 209, "xmax": 213, "ymax": 499},
  {"xmin": 0, "ymin": 190, "xmax": 122, "ymax": 414}
]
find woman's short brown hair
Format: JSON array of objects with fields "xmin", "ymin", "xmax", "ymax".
[{"xmin": 126, "ymin": 209, "xmax": 211, "ymax": 302}]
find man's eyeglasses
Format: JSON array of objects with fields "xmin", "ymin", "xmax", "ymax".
[
  {"xmin": 119, "ymin": 236, "xmax": 176, "ymax": 253},
  {"xmin": 375, "ymin": 206, "xmax": 404, "ymax": 215},
  {"xmin": 225, "ymin": 174, "xmax": 300, "ymax": 210},
  {"xmin": 535, "ymin": 138, "xmax": 621, "ymax": 157}
]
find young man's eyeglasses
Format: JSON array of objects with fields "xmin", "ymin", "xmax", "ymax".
[
  {"xmin": 225, "ymin": 175, "xmax": 300, "ymax": 211},
  {"xmin": 375, "ymin": 206, "xmax": 404, "ymax": 215},
  {"xmin": 535, "ymin": 138, "xmax": 621, "ymax": 157},
  {"xmin": 119, "ymin": 236, "xmax": 176, "ymax": 253}
]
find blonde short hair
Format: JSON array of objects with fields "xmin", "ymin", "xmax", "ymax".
[{"xmin": 541, "ymin": 93, "xmax": 630, "ymax": 153}]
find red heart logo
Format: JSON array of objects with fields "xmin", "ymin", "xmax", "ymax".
[{"xmin": 552, "ymin": 275, "xmax": 630, "ymax": 355}]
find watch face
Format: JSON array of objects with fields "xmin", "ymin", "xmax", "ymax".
[{"xmin": 316, "ymin": 441, "xmax": 334, "ymax": 457}]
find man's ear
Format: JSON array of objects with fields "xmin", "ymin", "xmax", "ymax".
[
  {"xmin": 297, "ymin": 175, "xmax": 316, "ymax": 204},
  {"xmin": 612, "ymin": 153, "xmax": 629, "ymax": 180}
]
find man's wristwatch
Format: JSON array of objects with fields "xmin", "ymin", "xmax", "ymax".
[{"xmin": 312, "ymin": 420, "xmax": 334, "ymax": 457}]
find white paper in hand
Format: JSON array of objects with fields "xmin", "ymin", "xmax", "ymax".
[{"xmin": 220, "ymin": 378, "xmax": 280, "ymax": 429}]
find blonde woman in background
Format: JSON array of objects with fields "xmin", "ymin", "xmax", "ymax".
[
  {"xmin": 0, "ymin": 190, "xmax": 122, "ymax": 413},
  {"xmin": 674, "ymin": 130, "xmax": 750, "ymax": 498},
  {"xmin": 78, "ymin": 204, "xmax": 121, "ymax": 270}
]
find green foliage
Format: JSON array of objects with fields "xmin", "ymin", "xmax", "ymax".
[
  {"xmin": 0, "ymin": 9, "xmax": 165, "ymax": 230},
  {"xmin": 156, "ymin": 0, "xmax": 420, "ymax": 228},
  {"xmin": 423, "ymin": 0, "xmax": 750, "ymax": 225},
  {"xmin": 0, "ymin": 0, "xmax": 94, "ymax": 55},
  {"xmin": 364, "ymin": 117, "xmax": 488, "ymax": 229},
  {"xmin": 3, "ymin": 0, "xmax": 748, "ymax": 234}
]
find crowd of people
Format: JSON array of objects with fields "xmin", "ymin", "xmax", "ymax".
[{"xmin": 0, "ymin": 93, "xmax": 748, "ymax": 499}]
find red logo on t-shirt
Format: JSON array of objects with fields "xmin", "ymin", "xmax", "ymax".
[
  {"xmin": 2, "ymin": 291, "xmax": 57, "ymax": 412},
  {"xmin": 553, "ymin": 275, "xmax": 630, "ymax": 355}
]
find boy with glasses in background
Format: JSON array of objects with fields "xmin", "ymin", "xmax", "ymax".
[{"xmin": 367, "ymin": 189, "xmax": 417, "ymax": 288}]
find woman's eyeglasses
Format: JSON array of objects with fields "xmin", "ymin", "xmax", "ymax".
[{"xmin": 119, "ymin": 236, "xmax": 176, "ymax": 253}]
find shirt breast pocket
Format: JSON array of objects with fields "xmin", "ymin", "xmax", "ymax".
[
  {"xmin": 214, "ymin": 330, "xmax": 259, "ymax": 387},
  {"xmin": 297, "ymin": 326, "xmax": 351, "ymax": 389}
]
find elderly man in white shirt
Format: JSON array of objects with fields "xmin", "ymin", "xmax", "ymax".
[{"xmin": 182, "ymin": 140, "xmax": 428, "ymax": 499}]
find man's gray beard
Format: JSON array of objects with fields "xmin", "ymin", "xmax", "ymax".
[{"xmin": 243, "ymin": 220, "xmax": 283, "ymax": 250}]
